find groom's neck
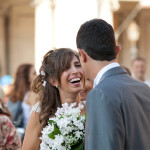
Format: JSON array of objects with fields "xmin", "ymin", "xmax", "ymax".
[{"xmin": 89, "ymin": 59, "xmax": 117, "ymax": 81}]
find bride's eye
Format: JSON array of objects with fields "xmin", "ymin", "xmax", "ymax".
[{"xmin": 75, "ymin": 63, "xmax": 81, "ymax": 68}]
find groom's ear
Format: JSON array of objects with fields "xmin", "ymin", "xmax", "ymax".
[
  {"xmin": 78, "ymin": 48, "xmax": 87, "ymax": 63},
  {"xmin": 116, "ymin": 46, "xmax": 120, "ymax": 55}
]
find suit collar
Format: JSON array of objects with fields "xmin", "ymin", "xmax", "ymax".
[
  {"xmin": 99, "ymin": 66, "xmax": 127, "ymax": 84},
  {"xmin": 93, "ymin": 62, "xmax": 120, "ymax": 88}
]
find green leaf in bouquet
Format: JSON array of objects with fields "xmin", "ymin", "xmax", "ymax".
[
  {"xmin": 85, "ymin": 113, "xmax": 87, "ymax": 121},
  {"xmin": 85, "ymin": 113, "xmax": 87, "ymax": 119},
  {"xmin": 49, "ymin": 120, "xmax": 55, "ymax": 125},
  {"xmin": 53, "ymin": 126, "xmax": 61, "ymax": 135},
  {"xmin": 71, "ymin": 141, "xmax": 84, "ymax": 150},
  {"xmin": 48, "ymin": 126, "xmax": 61, "ymax": 139},
  {"xmin": 60, "ymin": 116, "xmax": 64, "ymax": 119},
  {"xmin": 48, "ymin": 132, "xmax": 55, "ymax": 139}
]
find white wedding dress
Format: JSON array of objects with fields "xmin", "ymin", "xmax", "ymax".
[
  {"xmin": 31, "ymin": 101, "xmax": 86, "ymax": 114},
  {"xmin": 30, "ymin": 102, "xmax": 41, "ymax": 114}
]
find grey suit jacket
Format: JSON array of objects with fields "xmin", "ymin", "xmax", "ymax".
[{"xmin": 85, "ymin": 66, "xmax": 150, "ymax": 150}]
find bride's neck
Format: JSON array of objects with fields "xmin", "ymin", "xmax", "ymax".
[{"xmin": 60, "ymin": 91, "xmax": 78, "ymax": 104}]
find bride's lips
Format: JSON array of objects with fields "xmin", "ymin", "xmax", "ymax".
[{"xmin": 69, "ymin": 77, "xmax": 81, "ymax": 86}]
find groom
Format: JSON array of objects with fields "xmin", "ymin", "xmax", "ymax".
[{"xmin": 76, "ymin": 19, "xmax": 150, "ymax": 150}]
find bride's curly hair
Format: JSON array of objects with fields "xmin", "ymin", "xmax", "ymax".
[{"xmin": 31, "ymin": 48, "xmax": 79, "ymax": 128}]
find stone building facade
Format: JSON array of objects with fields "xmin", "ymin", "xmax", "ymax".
[{"xmin": 0, "ymin": 0, "xmax": 150, "ymax": 79}]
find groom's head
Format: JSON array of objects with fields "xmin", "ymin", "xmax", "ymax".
[
  {"xmin": 76, "ymin": 19, "xmax": 117, "ymax": 61},
  {"xmin": 76, "ymin": 19, "xmax": 119, "ymax": 79}
]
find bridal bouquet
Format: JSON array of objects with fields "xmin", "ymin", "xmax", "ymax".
[{"xmin": 40, "ymin": 102, "xmax": 86, "ymax": 150}]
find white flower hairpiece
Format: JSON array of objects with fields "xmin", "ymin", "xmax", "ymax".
[
  {"xmin": 41, "ymin": 70, "xmax": 45, "ymax": 76},
  {"xmin": 43, "ymin": 81, "xmax": 47, "ymax": 87}
]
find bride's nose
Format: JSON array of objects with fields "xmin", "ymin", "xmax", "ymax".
[{"xmin": 72, "ymin": 66, "xmax": 79, "ymax": 74}]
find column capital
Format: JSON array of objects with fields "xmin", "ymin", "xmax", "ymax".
[
  {"xmin": 30, "ymin": 0, "xmax": 56, "ymax": 7},
  {"xmin": 0, "ymin": 0, "xmax": 32, "ymax": 16}
]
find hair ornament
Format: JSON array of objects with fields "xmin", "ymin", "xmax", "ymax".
[
  {"xmin": 41, "ymin": 70, "xmax": 45, "ymax": 76},
  {"xmin": 43, "ymin": 80, "xmax": 47, "ymax": 87}
]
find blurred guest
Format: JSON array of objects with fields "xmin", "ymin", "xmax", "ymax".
[
  {"xmin": 22, "ymin": 91, "xmax": 38, "ymax": 129},
  {"xmin": 78, "ymin": 76, "xmax": 93, "ymax": 115},
  {"xmin": 21, "ymin": 65, "xmax": 37, "ymax": 129},
  {"xmin": 7, "ymin": 64, "xmax": 36, "ymax": 142},
  {"xmin": 0, "ymin": 75, "xmax": 13, "ymax": 102},
  {"xmin": 79, "ymin": 77, "xmax": 93, "ymax": 101},
  {"xmin": 131, "ymin": 57, "xmax": 150, "ymax": 87},
  {"xmin": 0, "ymin": 89, "xmax": 21, "ymax": 150}
]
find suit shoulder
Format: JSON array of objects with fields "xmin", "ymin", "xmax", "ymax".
[
  {"xmin": 87, "ymin": 86, "xmax": 112, "ymax": 102},
  {"xmin": 95, "ymin": 74, "xmax": 149, "ymax": 92}
]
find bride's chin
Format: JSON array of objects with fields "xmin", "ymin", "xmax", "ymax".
[
  {"xmin": 64, "ymin": 98, "xmax": 76, "ymax": 104},
  {"xmin": 70, "ymin": 86, "xmax": 83, "ymax": 92}
]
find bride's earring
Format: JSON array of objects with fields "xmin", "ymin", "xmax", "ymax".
[{"xmin": 55, "ymin": 85, "xmax": 58, "ymax": 88}]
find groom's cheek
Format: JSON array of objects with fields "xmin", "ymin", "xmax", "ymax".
[
  {"xmin": 79, "ymin": 57, "xmax": 83, "ymax": 66},
  {"xmin": 80, "ymin": 60, "xmax": 84, "ymax": 69}
]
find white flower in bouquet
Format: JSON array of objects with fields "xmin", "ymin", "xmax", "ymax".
[{"xmin": 40, "ymin": 102, "xmax": 86, "ymax": 150}]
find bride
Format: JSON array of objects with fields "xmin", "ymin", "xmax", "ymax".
[{"xmin": 22, "ymin": 48, "xmax": 83, "ymax": 150}]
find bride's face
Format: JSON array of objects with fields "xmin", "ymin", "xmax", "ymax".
[{"xmin": 58, "ymin": 56, "xmax": 83, "ymax": 95}]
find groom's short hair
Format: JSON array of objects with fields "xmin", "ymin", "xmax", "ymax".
[{"xmin": 76, "ymin": 19, "xmax": 117, "ymax": 61}]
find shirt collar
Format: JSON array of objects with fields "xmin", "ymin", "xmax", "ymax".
[{"xmin": 93, "ymin": 62, "xmax": 120, "ymax": 88}]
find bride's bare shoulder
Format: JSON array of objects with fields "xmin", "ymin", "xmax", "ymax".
[{"xmin": 22, "ymin": 111, "xmax": 41, "ymax": 150}]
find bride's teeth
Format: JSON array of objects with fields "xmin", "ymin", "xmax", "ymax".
[{"xmin": 70, "ymin": 78, "xmax": 80, "ymax": 83}]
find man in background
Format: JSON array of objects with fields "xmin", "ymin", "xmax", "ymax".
[{"xmin": 131, "ymin": 57, "xmax": 150, "ymax": 87}]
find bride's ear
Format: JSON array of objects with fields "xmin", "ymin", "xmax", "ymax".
[
  {"xmin": 49, "ymin": 79, "xmax": 58, "ymax": 88},
  {"xmin": 78, "ymin": 48, "xmax": 87, "ymax": 63}
]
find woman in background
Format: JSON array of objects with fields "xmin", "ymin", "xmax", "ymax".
[
  {"xmin": 7, "ymin": 64, "xmax": 37, "ymax": 141},
  {"xmin": 79, "ymin": 76, "xmax": 93, "ymax": 101},
  {"xmin": 78, "ymin": 76, "xmax": 93, "ymax": 114}
]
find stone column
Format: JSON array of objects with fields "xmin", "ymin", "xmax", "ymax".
[
  {"xmin": 97, "ymin": 0, "xmax": 119, "ymax": 26},
  {"xmin": 34, "ymin": 0, "xmax": 54, "ymax": 71},
  {"xmin": 54, "ymin": 0, "xmax": 98, "ymax": 49},
  {"xmin": 34, "ymin": 0, "xmax": 99, "ymax": 71},
  {"xmin": 0, "ymin": 11, "xmax": 7, "ymax": 76}
]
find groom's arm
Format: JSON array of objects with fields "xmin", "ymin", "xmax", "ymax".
[{"xmin": 85, "ymin": 89, "xmax": 125, "ymax": 150}]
